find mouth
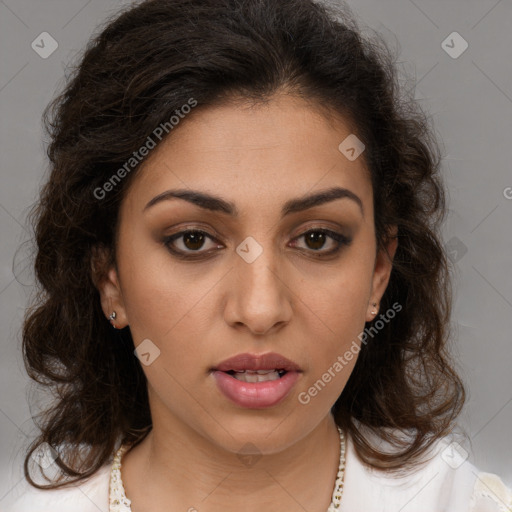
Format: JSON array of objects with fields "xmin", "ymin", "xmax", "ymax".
[{"xmin": 210, "ymin": 352, "xmax": 302, "ymax": 408}]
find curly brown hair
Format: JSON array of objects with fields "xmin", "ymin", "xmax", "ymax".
[{"xmin": 21, "ymin": 0, "xmax": 465, "ymax": 489}]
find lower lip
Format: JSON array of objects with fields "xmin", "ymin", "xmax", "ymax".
[{"xmin": 211, "ymin": 370, "xmax": 301, "ymax": 408}]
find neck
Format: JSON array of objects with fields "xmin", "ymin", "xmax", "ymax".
[{"xmin": 120, "ymin": 411, "xmax": 343, "ymax": 512}]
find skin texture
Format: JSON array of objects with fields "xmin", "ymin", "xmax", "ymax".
[{"xmin": 96, "ymin": 92, "xmax": 397, "ymax": 512}]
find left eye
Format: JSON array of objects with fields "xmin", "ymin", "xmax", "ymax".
[{"xmin": 290, "ymin": 229, "xmax": 351, "ymax": 254}]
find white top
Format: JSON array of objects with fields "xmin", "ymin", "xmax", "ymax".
[{"xmin": 5, "ymin": 431, "xmax": 512, "ymax": 512}]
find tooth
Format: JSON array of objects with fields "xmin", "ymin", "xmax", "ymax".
[
  {"xmin": 233, "ymin": 369, "xmax": 275, "ymax": 374},
  {"xmin": 233, "ymin": 370, "xmax": 281, "ymax": 382},
  {"xmin": 232, "ymin": 369, "xmax": 276, "ymax": 374},
  {"xmin": 243, "ymin": 372, "xmax": 259, "ymax": 383}
]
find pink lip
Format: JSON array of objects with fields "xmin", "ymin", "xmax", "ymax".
[
  {"xmin": 210, "ymin": 352, "xmax": 302, "ymax": 408},
  {"xmin": 211, "ymin": 352, "xmax": 301, "ymax": 372},
  {"xmin": 212, "ymin": 370, "xmax": 301, "ymax": 408}
]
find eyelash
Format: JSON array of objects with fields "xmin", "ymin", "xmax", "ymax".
[{"xmin": 162, "ymin": 228, "xmax": 352, "ymax": 259}]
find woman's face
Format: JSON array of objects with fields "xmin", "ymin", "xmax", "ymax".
[{"xmin": 98, "ymin": 93, "xmax": 396, "ymax": 454}]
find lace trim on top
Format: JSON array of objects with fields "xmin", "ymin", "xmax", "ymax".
[
  {"xmin": 109, "ymin": 444, "xmax": 132, "ymax": 512},
  {"xmin": 109, "ymin": 426, "xmax": 346, "ymax": 512},
  {"xmin": 469, "ymin": 472, "xmax": 512, "ymax": 512}
]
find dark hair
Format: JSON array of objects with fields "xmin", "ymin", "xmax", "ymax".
[{"xmin": 21, "ymin": 0, "xmax": 465, "ymax": 489}]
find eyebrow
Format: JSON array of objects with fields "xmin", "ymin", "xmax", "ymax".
[{"xmin": 143, "ymin": 186, "xmax": 364, "ymax": 218}]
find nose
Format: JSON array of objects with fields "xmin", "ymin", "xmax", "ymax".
[{"xmin": 223, "ymin": 243, "xmax": 293, "ymax": 336}]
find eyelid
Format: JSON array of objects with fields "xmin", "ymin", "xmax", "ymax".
[{"xmin": 163, "ymin": 222, "xmax": 224, "ymax": 241}]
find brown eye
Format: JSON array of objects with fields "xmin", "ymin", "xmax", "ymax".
[
  {"xmin": 304, "ymin": 231, "xmax": 328, "ymax": 250},
  {"xmin": 181, "ymin": 231, "xmax": 206, "ymax": 250},
  {"xmin": 164, "ymin": 230, "xmax": 220, "ymax": 256},
  {"xmin": 290, "ymin": 229, "xmax": 352, "ymax": 256}
]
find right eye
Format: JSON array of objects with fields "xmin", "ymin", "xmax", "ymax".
[{"xmin": 163, "ymin": 229, "xmax": 223, "ymax": 257}]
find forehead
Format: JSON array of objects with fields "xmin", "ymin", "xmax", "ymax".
[{"xmin": 125, "ymin": 93, "xmax": 373, "ymax": 215}]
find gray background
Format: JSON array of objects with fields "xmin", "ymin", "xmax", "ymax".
[{"xmin": 1, "ymin": 0, "xmax": 511, "ymax": 506}]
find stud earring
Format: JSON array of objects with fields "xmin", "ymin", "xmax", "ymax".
[
  {"xmin": 371, "ymin": 302, "xmax": 378, "ymax": 315},
  {"xmin": 108, "ymin": 311, "xmax": 117, "ymax": 329}
]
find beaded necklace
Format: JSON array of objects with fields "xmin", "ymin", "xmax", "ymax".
[{"xmin": 109, "ymin": 426, "xmax": 346, "ymax": 511}]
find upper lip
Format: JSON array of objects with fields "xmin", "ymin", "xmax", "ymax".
[{"xmin": 212, "ymin": 352, "xmax": 301, "ymax": 372}]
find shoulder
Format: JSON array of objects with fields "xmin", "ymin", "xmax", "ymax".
[
  {"xmin": 5, "ymin": 463, "xmax": 111, "ymax": 512},
  {"xmin": 340, "ymin": 430, "xmax": 512, "ymax": 512}
]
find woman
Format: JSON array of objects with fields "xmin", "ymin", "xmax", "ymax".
[{"xmin": 7, "ymin": 0, "xmax": 511, "ymax": 511}]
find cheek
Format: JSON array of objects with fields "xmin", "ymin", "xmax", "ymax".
[
  {"xmin": 300, "ymin": 251, "xmax": 374, "ymax": 333},
  {"xmin": 116, "ymin": 223, "xmax": 214, "ymax": 340},
  {"xmin": 295, "ymin": 251, "xmax": 374, "ymax": 393},
  {"xmin": 296, "ymin": 293, "xmax": 366, "ymax": 413},
  {"xmin": 121, "ymin": 270, "xmax": 216, "ymax": 360},
  {"xmin": 303, "ymin": 285, "xmax": 367, "ymax": 373}
]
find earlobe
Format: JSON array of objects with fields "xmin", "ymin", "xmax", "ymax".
[
  {"xmin": 91, "ymin": 246, "xmax": 129, "ymax": 329},
  {"xmin": 366, "ymin": 226, "xmax": 398, "ymax": 321},
  {"xmin": 101, "ymin": 267, "xmax": 129, "ymax": 329}
]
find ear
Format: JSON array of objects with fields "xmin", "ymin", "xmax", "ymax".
[
  {"xmin": 91, "ymin": 245, "xmax": 129, "ymax": 329},
  {"xmin": 365, "ymin": 225, "xmax": 398, "ymax": 322}
]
